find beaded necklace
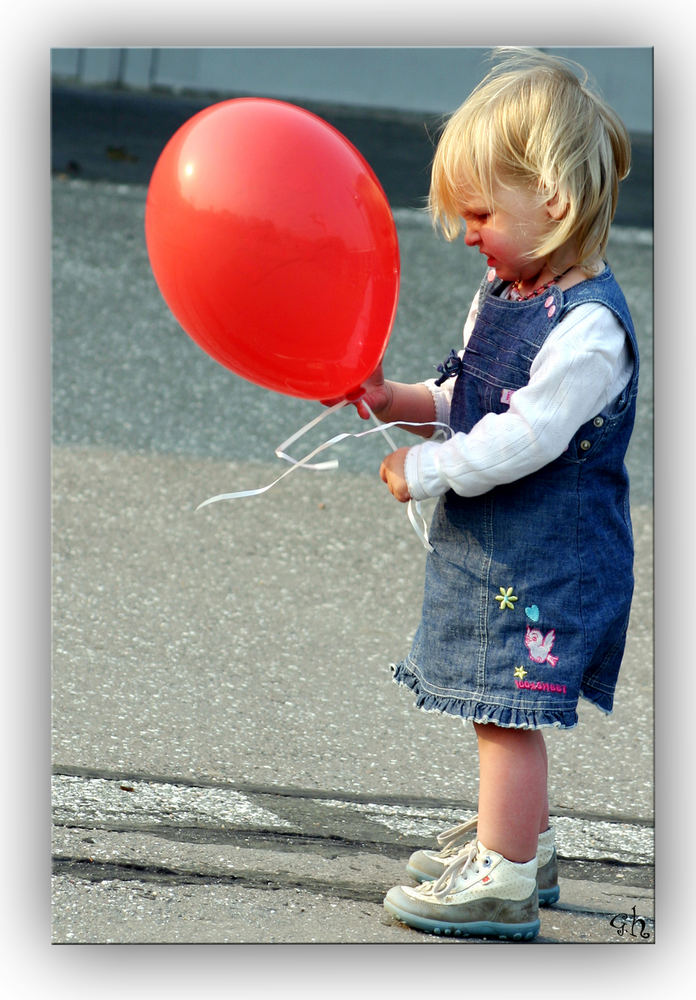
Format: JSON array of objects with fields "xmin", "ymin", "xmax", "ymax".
[{"xmin": 512, "ymin": 265, "xmax": 575, "ymax": 301}]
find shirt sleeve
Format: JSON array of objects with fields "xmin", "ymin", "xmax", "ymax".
[{"xmin": 404, "ymin": 302, "xmax": 633, "ymax": 501}]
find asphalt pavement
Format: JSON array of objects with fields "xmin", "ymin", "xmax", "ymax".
[{"xmin": 51, "ymin": 85, "xmax": 654, "ymax": 950}]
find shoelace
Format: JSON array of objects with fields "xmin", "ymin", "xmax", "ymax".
[
  {"xmin": 435, "ymin": 815, "xmax": 479, "ymax": 858},
  {"xmin": 421, "ymin": 843, "xmax": 491, "ymax": 899}
]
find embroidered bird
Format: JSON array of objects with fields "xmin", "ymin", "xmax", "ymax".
[{"xmin": 524, "ymin": 627, "xmax": 559, "ymax": 667}]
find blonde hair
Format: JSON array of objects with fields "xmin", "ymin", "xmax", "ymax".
[{"xmin": 429, "ymin": 49, "xmax": 631, "ymax": 267}]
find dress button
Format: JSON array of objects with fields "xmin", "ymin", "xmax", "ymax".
[
  {"xmin": 580, "ymin": 439, "xmax": 592, "ymax": 451},
  {"xmin": 593, "ymin": 416, "xmax": 604, "ymax": 427},
  {"xmin": 544, "ymin": 296, "xmax": 554, "ymax": 308}
]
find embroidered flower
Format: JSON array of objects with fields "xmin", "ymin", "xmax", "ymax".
[
  {"xmin": 514, "ymin": 665, "xmax": 527, "ymax": 679},
  {"xmin": 495, "ymin": 586, "xmax": 518, "ymax": 610}
]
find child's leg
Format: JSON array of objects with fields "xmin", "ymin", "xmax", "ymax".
[
  {"xmin": 473, "ymin": 722, "xmax": 549, "ymax": 863},
  {"xmin": 384, "ymin": 722, "xmax": 550, "ymax": 937}
]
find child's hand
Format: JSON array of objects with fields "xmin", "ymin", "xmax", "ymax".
[
  {"xmin": 380, "ymin": 447, "xmax": 411, "ymax": 503},
  {"xmin": 322, "ymin": 364, "xmax": 393, "ymax": 420},
  {"xmin": 353, "ymin": 364, "xmax": 392, "ymax": 420}
]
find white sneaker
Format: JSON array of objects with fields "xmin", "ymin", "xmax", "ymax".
[
  {"xmin": 407, "ymin": 818, "xmax": 559, "ymax": 906},
  {"xmin": 386, "ymin": 841, "xmax": 540, "ymax": 940}
]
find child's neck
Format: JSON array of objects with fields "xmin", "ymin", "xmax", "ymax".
[
  {"xmin": 513, "ymin": 264, "xmax": 574, "ymax": 300},
  {"xmin": 514, "ymin": 254, "xmax": 603, "ymax": 298}
]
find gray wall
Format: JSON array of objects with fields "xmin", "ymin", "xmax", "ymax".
[{"xmin": 51, "ymin": 47, "xmax": 653, "ymax": 135}]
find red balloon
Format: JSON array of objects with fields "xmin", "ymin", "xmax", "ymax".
[{"xmin": 145, "ymin": 98, "xmax": 400, "ymax": 400}]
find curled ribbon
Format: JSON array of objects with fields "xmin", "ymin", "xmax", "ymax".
[{"xmin": 196, "ymin": 401, "xmax": 450, "ymax": 552}]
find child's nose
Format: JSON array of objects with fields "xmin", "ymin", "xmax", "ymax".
[{"xmin": 464, "ymin": 223, "xmax": 481, "ymax": 246}]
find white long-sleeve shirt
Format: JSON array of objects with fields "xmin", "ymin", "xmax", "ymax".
[{"xmin": 404, "ymin": 286, "xmax": 634, "ymax": 501}]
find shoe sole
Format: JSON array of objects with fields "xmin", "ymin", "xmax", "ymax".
[
  {"xmin": 538, "ymin": 885, "xmax": 560, "ymax": 906},
  {"xmin": 406, "ymin": 863, "xmax": 560, "ymax": 907},
  {"xmin": 384, "ymin": 897, "xmax": 540, "ymax": 940}
]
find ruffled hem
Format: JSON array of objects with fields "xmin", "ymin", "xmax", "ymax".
[
  {"xmin": 579, "ymin": 683, "xmax": 614, "ymax": 715},
  {"xmin": 390, "ymin": 660, "xmax": 579, "ymax": 731}
]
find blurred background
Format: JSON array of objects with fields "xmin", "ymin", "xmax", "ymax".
[
  {"xmin": 51, "ymin": 46, "xmax": 652, "ymax": 226},
  {"xmin": 50, "ymin": 46, "xmax": 652, "ymax": 127}
]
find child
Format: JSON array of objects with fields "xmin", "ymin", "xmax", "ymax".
[{"xmin": 355, "ymin": 50, "xmax": 638, "ymax": 940}]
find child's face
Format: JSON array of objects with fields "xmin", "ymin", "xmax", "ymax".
[{"xmin": 458, "ymin": 180, "xmax": 558, "ymax": 283}]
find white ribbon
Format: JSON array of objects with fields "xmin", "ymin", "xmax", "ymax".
[{"xmin": 196, "ymin": 401, "xmax": 449, "ymax": 552}]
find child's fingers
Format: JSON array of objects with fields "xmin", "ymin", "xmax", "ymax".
[
  {"xmin": 379, "ymin": 452, "xmax": 411, "ymax": 503},
  {"xmin": 320, "ymin": 388, "xmax": 368, "ymax": 417}
]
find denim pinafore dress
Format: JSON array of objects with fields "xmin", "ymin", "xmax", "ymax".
[{"xmin": 392, "ymin": 266, "xmax": 639, "ymax": 730}]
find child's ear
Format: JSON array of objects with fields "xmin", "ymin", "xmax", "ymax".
[{"xmin": 546, "ymin": 192, "xmax": 567, "ymax": 221}]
